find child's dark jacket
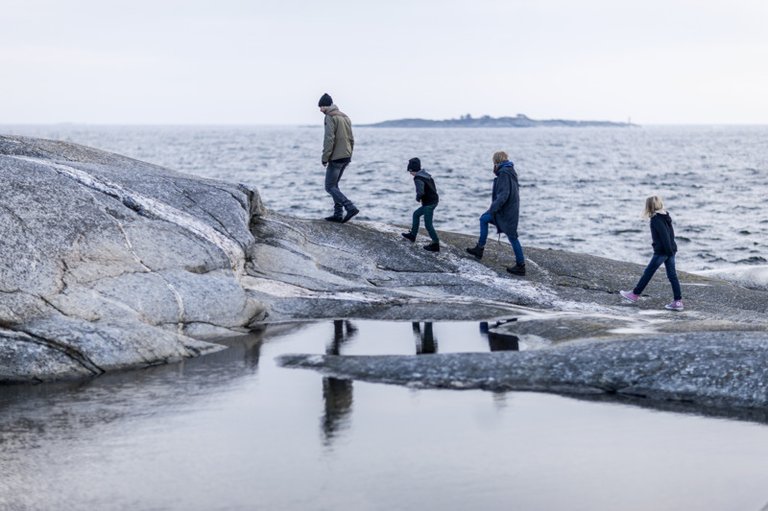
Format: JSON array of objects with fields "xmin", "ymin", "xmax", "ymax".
[
  {"xmin": 412, "ymin": 169, "xmax": 439, "ymax": 206},
  {"xmin": 650, "ymin": 211, "xmax": 678, "ymax": 256}
]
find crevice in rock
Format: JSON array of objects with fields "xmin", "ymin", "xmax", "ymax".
[{"xmin": 8, "ymin": 326, "xmax": 105, "ymax": 376}]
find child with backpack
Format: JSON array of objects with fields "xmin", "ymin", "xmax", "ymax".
[{"xmin": 401, "ymin": 157, "xmax": 440, "ymax": 252}]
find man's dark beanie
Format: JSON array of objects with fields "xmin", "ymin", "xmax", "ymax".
[
  {"xmin": 318, "ymin": 93, "xmax": 333, "ymax": 107},
  {"xmin": 407, "ymin": 157, "xmax": 421, "ymax": 172}
]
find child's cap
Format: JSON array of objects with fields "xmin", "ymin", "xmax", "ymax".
[{"xmin": 407, "ymin": 157, "xmax": 421, "ymax": 172}]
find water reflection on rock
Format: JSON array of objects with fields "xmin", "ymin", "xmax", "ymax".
[
  {"xmin": 412, "ymin": 322, "xmax": 438, "ymax": 354},
  {"xmin": 479, "ymin": 320, "xmax": 520, "ymax": 352},
  {"xmin": 321, "ymin": 320, "xmax": 357, "ymax": 443}
]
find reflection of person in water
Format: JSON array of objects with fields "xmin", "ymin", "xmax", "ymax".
[
  {"xmin": 327, "ymin": 319, "xmax": 357, "ymax": 355},
  {"xmin": 412, "ymin": 321, "xmax": 438, "ymax": 354},
  {"xmin": 479, "ymin": 320, "xmax": 520, "ymax": 352},
  {"xmin": 322, "ymin": 320, "xmax": 357, "ymax": 444}
]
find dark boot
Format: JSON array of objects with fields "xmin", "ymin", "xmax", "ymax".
[
  {"xmin": 401, "ymin": 232, "xmax": 416, "ymax": 242},
  {"xmin": 423, "ymin": 242, "xmax": 440, "ymax": 252},
  {"xmin": 342, "ymin": 207, "xmax": 359, "ymax": 223},
  {"xmin": 506, "ymin": 263, "xmax": 526, "ymax": 276},
  {"xmin": 466, "ymin": 245, "xmax": 484, "ymax": 259},
  {"xmin": 325, "ymin": 215, "xmax": 343, "ymax": 222}
]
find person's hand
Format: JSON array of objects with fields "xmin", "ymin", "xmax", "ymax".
[{"xmin": 322, "ymin": 161, "xmax": 328, "ymax": 167}]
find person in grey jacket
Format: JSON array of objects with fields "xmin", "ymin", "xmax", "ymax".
[
  {"xmin": 466, "ymin": 151, "xmax": 526, "ymax": 276},
  {"xmin": 318, "ymin": 93, "xmax": 359, "ymax": 223},
  {"xmin": 401, "ymin": 157, "xmax": 440, "ymax": 252}
]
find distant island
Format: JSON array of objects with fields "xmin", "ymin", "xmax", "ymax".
[{"xmin": 361, "ymin": 113, "xmax": 635, "ymax": 128}]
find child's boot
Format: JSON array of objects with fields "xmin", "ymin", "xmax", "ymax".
[
  {"xmin": 424, "ymin": 242, "xmax": 440, "ymax": 252},
  {"xmin": 401, "ymin": 232, "xmax": 416, "ymax": 242},
  {"xmin": 466, "ymin": 245, "xmax": 484, "ymax": 259},
  {"xmin": 507, "ymin": 263, "xmax": 526, "ymax": 276}
]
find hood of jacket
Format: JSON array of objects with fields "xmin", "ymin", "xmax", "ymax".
[
  {"xmin": 494, "ymin": 160, "xmax": 516, "ymax": 176},
  {"xmin": 324, "ymin": 104, "xmax": 346, "ymax": 117},
  {"xmin": 412, "ymin": 169, "xmax": 433, "ymax": 180}
]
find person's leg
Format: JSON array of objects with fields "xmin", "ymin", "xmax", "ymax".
[
  {"xmin": 410, "ymin": 206, "xmax": 425, "ymax": 236},
  {"xmin": 324, "ymin": 161, "xmax": 353, "ymax": 217},
  {"xmin": 478, "ymin": 212, "xmax": 492, "ymax": 247},
  {"xmin": 509, "ymin": 236, "xmax": 525, "ymax": 265},
  {"xmin": 423, "ymin": 205, "xmax": 439, "ymax": 243},
  {"xmin": 633, "ymin": 254, "xmax": 666, "ymax": 295},
  {"xmin": 663, "ymin": 255, "xmax": 683, "ymax": 300}
]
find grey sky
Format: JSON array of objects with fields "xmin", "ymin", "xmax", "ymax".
[{"xmin": 2, "ymin": 0, "xmax": 767, "ymax": 124}]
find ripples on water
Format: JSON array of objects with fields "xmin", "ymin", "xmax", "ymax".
[{"xmin": 3, "ymin": 124, "xmax": 767, "ymax": 271}]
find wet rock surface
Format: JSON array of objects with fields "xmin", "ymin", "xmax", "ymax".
[
  {"xmin": 248, "ymin": 194, "xmax": 768, "ymax": 417},
  {"xmin": 279, "ymin": 331, "xmax": 768, "ymax": 411}
]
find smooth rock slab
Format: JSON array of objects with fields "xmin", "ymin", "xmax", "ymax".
[
  {"xmin": 278, "ymin": 331, "xmax": 768, "ymax": 413},
  {"xmin": 1, "ymin": 135, "xmax": 266, "ymax": 381}
]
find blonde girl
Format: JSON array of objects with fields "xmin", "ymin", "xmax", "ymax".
[{"xmin": 620, "ymin": 196, "xmax": 684, "ymax": 310}]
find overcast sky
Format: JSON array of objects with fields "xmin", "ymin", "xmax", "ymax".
[{"xmin": 2, "ymin": 0, "xmax": 767, "ymax": 125}]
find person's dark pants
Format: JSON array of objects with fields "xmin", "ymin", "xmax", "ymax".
[
  {"xmin": 477, "ymin": 211, "xmax": 525, "ymax": 265},
  {"xmin": 633, "ymin": 254, "xmax": 682, "ymax": 300},
  {"xmin": 410, "ymin": 204, "xmax": 439, "ymax": 243},
  {"xmin": 325, "ymin": 160, "xmax": 354, "ymax": 217}
]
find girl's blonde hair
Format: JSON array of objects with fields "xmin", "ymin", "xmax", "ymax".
[
  {"xmin": 643, "ymin": 195, "xmax": 665, "ymax": 218},
  {"xmin": 492, "ymin": 151, "xmax": 509, "ymax": 164}
]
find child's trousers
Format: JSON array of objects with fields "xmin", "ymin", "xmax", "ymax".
[
  {"xmin": 633, "ymin": 254, "xmax": 682, "ymax": 300},
  {"xmin": 410, "ymin": 204, "xmax": 439, "ymax": 242}
]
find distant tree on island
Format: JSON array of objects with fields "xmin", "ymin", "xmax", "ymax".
[{"xmin": 360, "ymin": 113, "xmax": 636, "ymax": 128}]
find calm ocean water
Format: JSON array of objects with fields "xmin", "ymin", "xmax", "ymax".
[{"xmin": 3, "ymin": 124, "xmax": 767, "ymax": 271}]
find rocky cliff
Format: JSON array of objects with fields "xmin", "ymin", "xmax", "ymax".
[{"xmin": 1, "ymin": 135, "xmax": 266, "ymax": 381}]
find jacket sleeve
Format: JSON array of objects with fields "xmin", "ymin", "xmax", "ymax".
[
  {"xmin": 414, "ymin": 177, "xmax": 426, "ymax": 201},
  {"xmin": 322, "ymin": 116, "xmax": 335, "ymax": 164},
  {"xmin": 488, "ymin": 173, "xmax": 511, "ymax": 214}
]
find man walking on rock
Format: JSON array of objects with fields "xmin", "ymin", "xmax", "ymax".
[{"xmin": 318, "ymin": 93, "xmax": 359, "ymax": 223}]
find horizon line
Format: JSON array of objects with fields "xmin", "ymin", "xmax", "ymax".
[{"xmin": 4, "ymin": 121, "xmax": 768, "ymax": 127}]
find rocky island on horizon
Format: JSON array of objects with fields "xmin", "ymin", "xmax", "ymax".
[{"xmin": 361, "ymin": 113, "xmax": 636, "ymax": 128}]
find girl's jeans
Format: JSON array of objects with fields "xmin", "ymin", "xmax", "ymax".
[
  {"xmin": 633, "ymin": 254, "xmax": 682, "ymax": 300},
  {"xmin": 477, "ymin": 212, "xmax": 525, "ymax": 265},
  {"xmin": 410, "ymin": 204, "xmax": 439, "ymax": 243}
]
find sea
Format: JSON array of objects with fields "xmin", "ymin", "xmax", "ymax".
[
  {"xmin": 3, "ymin": 124, "xmax": 767, "ymax": 272},
  {"xmin": 2, "ymin": 124, "xmax": 768, "ymax": 510}
]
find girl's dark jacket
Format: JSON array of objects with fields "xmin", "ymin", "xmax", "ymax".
[
  {"xmin": 650, "ymin": 211, "xmax": 678, "ymax": 256},
  {"xmin": 487, "ymin": 161, "xmax": 520, "ymax": 238}
]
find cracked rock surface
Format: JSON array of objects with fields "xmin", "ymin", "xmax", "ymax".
[{"xmin": 1, "ymin": 135, "xmax": 266, "ymax": 382}]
